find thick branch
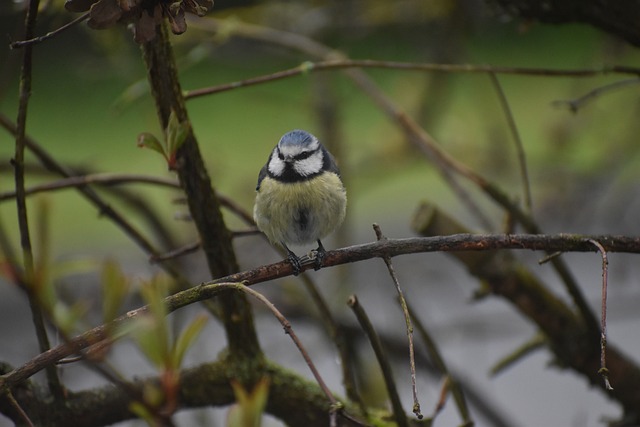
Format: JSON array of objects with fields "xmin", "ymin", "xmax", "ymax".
[
  {"xmin": 141, "ymin": 23, "xmax": 260, "ymax": 357},
  {"xmin": 490, "ymin": 0, "xmax": 640, "ymax": 48},
  {"xmin": 412, "ymin": 205, "xmax": 640, "ymax": 420},
  {"xmin": 0, "ymin": 359, "xmax": 364, "ymax": 427},
  {"xmin": 2, "ymin": 232, "xmax": 639, "ymax": 391}
]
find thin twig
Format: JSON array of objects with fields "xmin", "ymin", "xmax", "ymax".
[
  {"xmin": 538, "ymin": 251, "xmax": 561, "ymax": 264},
  {"xmin": 184, "ymin": 60, "xmax": 640, "ymax": 99},
  {"xmin": 408, "ymin": 303, "xmax": 472, "ymax": 425},
  {"xmin": 372, "ymin": 224, "xmax": 422, "ymax": 420},
  {"xmin": 0, "ymin": 173, "xmax": 180, "ymax": 201},
  {"xmin": 347, "ymin": 295, "xmax": 408, "ymax": 427},
  {"xmin": 553, "ymin": 78, "xmax": 640, "ymax": 113},
  {"xmin": 298, "ymin": 274, "xmax": 366, "ymax": 411},
  {"xmin": 5, "ymin": 390, "xmax": 34, "ymax": 427},
  {"xmin": 432, "ymin": 376, "xmax": 451, "ymax": 419},
  {"xmin": 588, "ymin": 239, "xmax": 613, "ymax": 391},
  {"xmin": 150, "ymin": 241, "xmax": 201, "ymax": 263},
  {"xmin": 489, "ymin": 72, "xmax": 532, "ymax": 213},
  {"xmin": 13, "ymin": 0, "xmax": 64, "ymax": 401},
  {"xmin": 490, "ymin": 333, "xmax": 546, "ymax": 377},
  {"xmin": 10, "ymin": 12, "xmax": 90, "ymax": 49},
  {"xmin": 230, "ymin": 283, "xmax": 341, "ymax": 427}
]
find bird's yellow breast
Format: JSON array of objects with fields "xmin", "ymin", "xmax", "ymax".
[{"xmin": 253, "ymin": 172, "xmax": 347, "ymax": 246}]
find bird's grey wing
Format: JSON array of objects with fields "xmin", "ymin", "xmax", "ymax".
[
  {"xmin": 256, "ymin": 162, "xmax": 269, "ymax": 191},
  {"xmin": 322, "ymin": 147, "xmax": 341, "ymax": 177}
]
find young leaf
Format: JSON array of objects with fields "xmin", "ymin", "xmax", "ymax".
[
  {"xmin": 52, "ymin": 301, "xmax": 89, "ymax": 335},
  {"xmin": 165, "ymin": 109, "xmax": 190, "ymax": 154},
  {"xmin": 171, "ymin": 314, "xmax": 208, "ymax": 370},
  {"xmin": 137, "ymin": 132, "xmax": 166, "ymax": 157},
  {"xmin": 129, "ymin": 401, "xmax": 156, "ymax": 426},
  {"xmin": 134, "ymin": 278, "xmax": 170, "ymax": 368},
  {"xmin": 226, "ymin": 377, "xmax": 270, "ymax": 427},
  {"xmin": 102, "ymin": 259, "xmax": 129, "ymax": 325}
]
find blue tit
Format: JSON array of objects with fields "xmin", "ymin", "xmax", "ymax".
[{"xmin": 253, "ymin": 129, "xmax": 347, "ymax": 275}]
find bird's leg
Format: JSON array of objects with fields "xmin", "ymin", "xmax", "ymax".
[
  {"xmin": 313, "ymin": 239, "xmax": 326, "ymax": 271},
  {"xmin": 283, "ymin": 243, "xmax": 302, "ymax": 276}
]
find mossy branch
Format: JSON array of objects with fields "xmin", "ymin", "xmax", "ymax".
[{"xmin": 0, "ymin": 359, "xmax": 366, "ymax": 427}]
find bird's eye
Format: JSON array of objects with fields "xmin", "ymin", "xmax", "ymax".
[
  {"xmin": 277, "ymin": 148, "xmax": 285, "ymax": 160},
  {"xmin": 294, "ymin": 150, "xmax": 313, "ymax": 161}
]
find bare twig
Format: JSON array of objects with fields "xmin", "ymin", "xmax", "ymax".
[
  {"xmin": 489, "ymin": 72, "xmax": 532, "ymax": 213},
  {"xmin": 538, "ymin": 251, "xmax": 561, "ymax": 264},
  {"xmin": 588, "ymin": 239, "xmax": 613, "ymax": 391},
  {"xmin": 347, "ymin": 295, "xmax": 408, "ymax": 427},
  {"xmin": 432, "ymin": 376, "xmax": 451, "ymax": 419},
  {"xmin": 150, "ymin": 241, "xmax": 201, "ymax": 263},
  {"xmin": 13, "ymin": 0, "xmax": 64, "ymax": 401},
  {"xmin": 233, "ymin": 283, "xmax": 343, "ymax": 427},
  {"xmin": 10, "ymin": 12, "xmax": 90, "ymax": 49},
  {"xmin": 553, "ymin": 78, "xmax": 640, "ymax": 112},
  {"xmin": 372, "ymin": 224, "xmax": 422, "ymax": 420},
  {"xmin": 184, "ymin": 60, "xmax": 640, "ymax": 99},
  {"xmin": 490, "ymin": 333, "xmax": 546, "ymax": 377},
  {"xmin": 5, "ymin": 390, "xmax": 34, "ymax": 427},
  {"xmin": 408, "ymin": 303, "xmax": 472, "ymax": 425},
  {"xmin": 298, "ymin": 274, "xmax": 366, "ymax": 411},
  {"xmin": 0, "ymin": 173, "xmax": 180, "ymax": 201}
]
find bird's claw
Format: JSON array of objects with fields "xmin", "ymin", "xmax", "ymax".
[
  {"xmin": 313, "ymin": 241, "xmax": 327, "ymax": 271},
  {"xmin": 286, "ymin": 251, "xmax": 302, "ymax": 276}
]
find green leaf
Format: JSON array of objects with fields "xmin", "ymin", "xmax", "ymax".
[
  {"xmin": 134, "ymin": 277, "xmax": 170, "ymax": 368},
  {"xmin": 131, "ymin": 314, "xmax": 167, "ymax": 368},
  {"xmin": 227, "ymin": 377, "xmax": 270, "ymax": 427},
  {"xmin": 165, "ymin": 109, "xmax": 190, "ymax": 154},
  {"xmin": 171, "ymin": 314, "xmax": 207, "ymax": 370},
  {"xmin": 53, "ymin": 301, "xmax": 89, "ymax": 335},
  {"xmin": 137, "ymin": 132, "xmax": 166, "ymax": 157},
  {"xmin": 129, "ymin": 400, "xmax": 156, "ymax": 426},
  {"xmin": 102, "ymin": 259, "xmax": 129, "ymax": 325}
]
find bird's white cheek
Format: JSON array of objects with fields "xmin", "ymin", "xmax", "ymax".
[
  {"xmin": 294, "ymin": 151, "xmax": 323, "ymax": 176},
  {"xmin": 268, "ymin": 155, "xmax": 285, "ymax": 176}
]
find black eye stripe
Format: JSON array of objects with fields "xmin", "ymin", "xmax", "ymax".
[{"xmin": 293, "ymin": 150, "xmax": 314, "ymax": 161}]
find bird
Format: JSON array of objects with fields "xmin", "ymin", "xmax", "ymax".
[{"xmin": 253, "ymin": 129, "xmax": 347, "ymax": 275}]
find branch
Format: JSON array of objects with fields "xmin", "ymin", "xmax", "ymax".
[
  {"xmin": 491, "ymin": 0, "xmax": 640, "ymax": 48},
  {"xmin": 184, "ymin": 60, "xmax": 640, "ymax": 99},
  {"xmin": 411, "ymin": 205, "xmax": 640, "ymax": 420},
  {"xmin": 9, "ymin": 12, "xmax": 90, "ymax": 49},
  {"xmin": 3, "ymin": 231, "xmax": 639, "ymax": 390},
  {"xmin": 0, "ymin": 359, "xmax": 366, "ymax": 427},
  {"xmin": 13, "ymin": 0, "xmax": 64, "ymax": 401},
  {"xmin": 552, "ymin": 78, "xmax": 640, "ymax": 112},
  {"xmin": 142, "ymin": 22, "xmax": 260, "ymax": 358},
  {"xmin": 372, "ymin": 224, "xmax": 422, "ymax": 420},
  {"xmin": 348, "ymin": 295, "xmax": 408, "ymax": 427},
  {"xmin": 0, "ymin": 173, "xmax": 180, "ymax": 201}
]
